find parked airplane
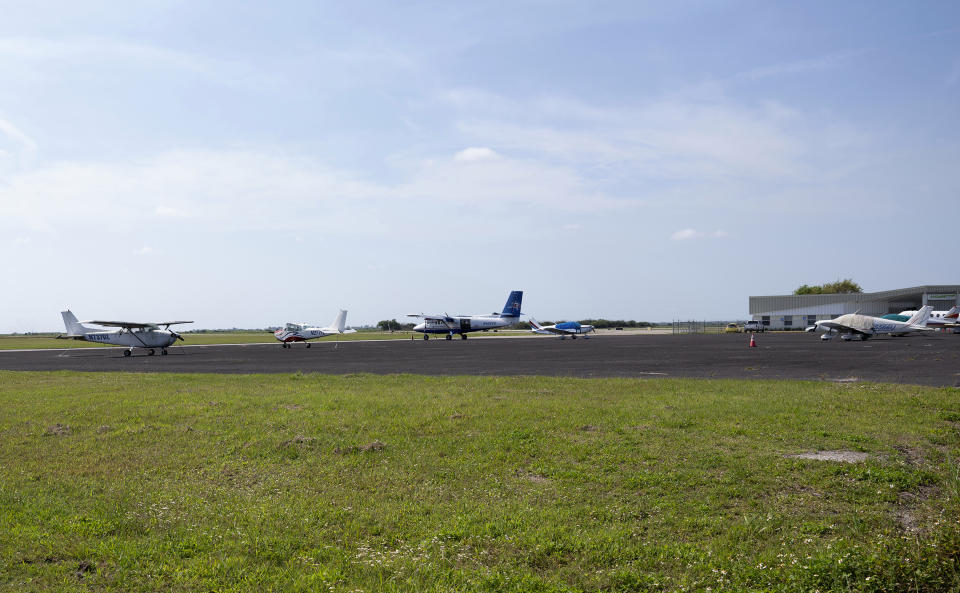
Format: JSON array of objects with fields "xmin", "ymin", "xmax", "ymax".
[
  {"xmin": 529, "ymin": 319, "xmax": 595, "ymax": 339},
  {"xmin": 805, "ymin": 306, "xmax": 933, "ymax": 341},
  {"xmin": 408, "ymin": 291, "xmax": 523, "ymax": 340},
  {"xmin": 274, "ymin": 310, "xmax": 356, "ymax": 348},
  {"xmin": 881, "ymin": 305, "xmax": 959, "ymax": 326},
  {"xmin": 59, "ymin": 310, "xmax": 191, "ymax": 356}
]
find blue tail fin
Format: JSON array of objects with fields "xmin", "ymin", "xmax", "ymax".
[{"xmin": 500, "ymin": 291, "xmax": 523, "ymax": 317}]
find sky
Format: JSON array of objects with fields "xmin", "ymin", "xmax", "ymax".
[{"xmin": 1, "ymin": 1, "xmax": 958, "ymax": 331}]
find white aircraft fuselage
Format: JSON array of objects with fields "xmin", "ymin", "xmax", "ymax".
[
  {"xmin": 411, "ymin": 291, "xmax": 523, "ymax": 340},
  {"xmin": 274, "ymin": 310, "xmax": 355, "ymax": 348},
  {"xmin": 60, "ymin": 310, "xmax": 189, "ymax": 355},
  {"xmin": 807, "ymin": 306, "xmax": 933, "ymax": 341},
  {"xmin": 413, "ymin": 314, "xmax": 518, "ymax": 335}
]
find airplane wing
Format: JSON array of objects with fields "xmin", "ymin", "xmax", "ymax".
[
  {"xmin": 407, "ymin": 313, "xmax": 455, "ymax": 322},
  {"xmin": 536, "ymin": 325, "xmax": 569, "ymax": 335},
  {"xmin": 84, "ymin": 320, "xmax": 156, "ymax": 329},
  {"xmin": 341, "ymin": 329, "xmax": 357, "ymax": 334},
  {"xmin": 83, "ymin": 320, "xmax": 192, "ymax": 329}
]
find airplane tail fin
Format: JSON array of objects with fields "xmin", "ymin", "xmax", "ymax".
[
  {"xmin": 61, "ymin": 310, "xmax": 89, "ymax": 336},
  {"xmin": 907, "ymin": 305, "xmax": 934, "ymax": 327},
  {"xmin": 500, "ymin": 291, "xmax": 523, "ymax": 318},
  {"xmin": 529, "ymin": 318, "xmax": 543, "ymax": 331},
  {"xmin": 945, "ymin": 305, "xmax": 960, "ymax": 319},
  {"xmin": 330, "ymin": 309, "xmax": 348, "ymax": 333}
]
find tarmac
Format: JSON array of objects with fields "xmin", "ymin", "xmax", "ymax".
[{"xmin": 2, "ymin": 333, "xmax": 959, "ymax": 386}]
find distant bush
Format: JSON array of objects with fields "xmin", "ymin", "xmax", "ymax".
[{"xmin": 794, "ymin": 279, "xmax": 863, "ymax": 295}]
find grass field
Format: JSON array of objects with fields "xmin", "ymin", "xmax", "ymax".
[
  {"xmin": 0, "ymin": 331, "xmax": 540, "ymax": 350},
  {"xmin": 1, "ymin": 372, "xmax": 958, "ymax": 592}
]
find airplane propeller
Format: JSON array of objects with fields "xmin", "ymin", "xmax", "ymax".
[{"xmin": 171, "ymin": 331, "xmax": 185, "ymax": 342}]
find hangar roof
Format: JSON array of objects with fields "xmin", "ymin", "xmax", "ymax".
[{"xmin": 749, "ymin": 285, "xmax": 960, "ymax": 315}]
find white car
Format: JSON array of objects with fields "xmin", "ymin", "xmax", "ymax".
[{"xmin": 743, "ymin": 320, "xmax": 765, "ymax": 332}]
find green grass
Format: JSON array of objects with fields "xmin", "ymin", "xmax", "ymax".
[
  {"xmin": 1, "ymin": 372, "xmax": 958, "ymax": 592},
  {"xmin": 0, "ymin": 331, "xmax": 533, "ymax": 350}
]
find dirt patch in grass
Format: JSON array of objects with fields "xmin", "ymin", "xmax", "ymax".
[
  {"xmin": 281, "ymin": 435, "xmax": 316, "ymax": 447},
  {"xmin": 896, "ymin": 486, "xmax": 939, "ymax": 533},
  {"xmin": 515, "ymin": 469, "xmax": 550, "ymax": 484},
  {"xmin": 788, "ymin": 450, "xmax": 869, "ymax": 463},
  {"xmin": 45, "ymin": 423, "xmax": 71, "ymax": 436},
  {"xmin": 335, "ymin": 440, "xmax": 386, "ymax": 454},
  {"xmin": 75, "ymin": 560, "xmax": 96, "ymax": 579},
  {"xmin": 580, "ymin": 425, "xmax": 600, "ymax": 432},
  {"xmin": 893, "ymin": 444, "xmax": 924, "ymax": 466}
]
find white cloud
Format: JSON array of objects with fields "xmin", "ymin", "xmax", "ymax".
[
  {"xmin": 735, "ymin": 48, "xmax": 872, "ymax": 81},
  {"xmin": 133, "ymin": 246, "xmax": 156, "ymax": 255},
  {"xmin": 155, "ymin": 206, "xmax": 190, "ymax": 218},
  {"xmin": 670, "ymin": 229, "xmax": 730, "ymax": 240},
  {"xmin": 454, "ymin": 147, "xmax": 500, "ymax": 162},
  {"xmin": 0, "ymin": 116, "xmax": 38, "ymax": 171}
]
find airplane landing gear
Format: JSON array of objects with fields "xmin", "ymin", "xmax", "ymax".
[
  {"xmin": 571, "ymin": 335, "xmax": 577, "ymax": 340},
  {"xmin": 306, "ymin": 343, "xmax": 311, "ymax": 348},
  {"xmin": 460, "ymin": 334, "xmax": 467, "ymax": 340},
  {"xmin": 423, "ymin": 334, "xmax": 429, "ymax": 340},
  {"xmin": 161, "ymin": 348, "xmax": 168, "ymax": 355},
  {"xmin": 124, "ymin": 349, "xmax": 132, "ymax": 357},
  {"xmin": 148, "ymin": 349, "xmax": 155, "ymax": 356},
  {"xmin": 445, "ymin": 334, "xmax": 452, "ymax": 341}
]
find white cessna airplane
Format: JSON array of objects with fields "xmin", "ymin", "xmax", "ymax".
[
  {"xmin": 59, "ymin": 310, "xmax": 192, "ymax": 356},
  {"xmin": 805, "ymin": 306, "xmax": 933, "ymax": 341},
  {"xmin": 274, "ymin": 310, "xmax": 356, "ymax": 348},
  {"xmin": 408, "ymin": 291, "xmax": 523, "ymax": 340},
  {"xmin": 529, "ymin": 319, "xmax": 595, "ymax": 339}
]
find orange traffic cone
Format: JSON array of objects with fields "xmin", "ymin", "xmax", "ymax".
[{"xmin": 749, "ymin": 333, "xmax": 757, "ymax": 348}]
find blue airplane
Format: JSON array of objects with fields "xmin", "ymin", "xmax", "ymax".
[
  {"xmin": 529, "ymin": 319, "xmax": 596, "ymax": 339},
  {"xmin": 408, "ymin": 291, "xmax": 523, "ymax": 340}
]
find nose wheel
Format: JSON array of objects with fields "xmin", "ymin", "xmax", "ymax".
[
  {"xmin": 423, "ymin": 334, "xmax": 429, "ymax": 340},
  {"xmin": 306, "ymin": 343, "xmax": 311, "ymax": 348},
  {"xmin": 123, "ymin": 349, "xmax": 132, "ymax": 357},
  {"xmin": 460, "ymin": 334, "xmax": 467, "ymax": 340},
  {"xmin": 445, "ymin": 334, "xmax": 452, "ymax": 340},
  {"xmin": 161, "ymin": 348, "xmax": 168, "ymax": 355}
]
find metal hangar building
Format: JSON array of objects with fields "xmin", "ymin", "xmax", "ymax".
[{"xmin": 749, "ymin": 285, "xmax": 960, "ymax": 330}]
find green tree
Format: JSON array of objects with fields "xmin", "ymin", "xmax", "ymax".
[{"xmin": 794, "ymin": 279, "xmax": 863, "ymax": 295}]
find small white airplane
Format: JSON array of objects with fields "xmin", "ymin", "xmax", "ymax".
[
  {"xmin": 59, "ymin": 310, "xmax": 192, "ymax": 356},
  {"xmin": 408, "ymin": 291, "xmax": 523, "ymax": 340},
  {"xmin": 805, "ymin": 305, "xmax": 933, "ymax": 341},
  {"xmin": 274, "ymin": 310, "xmax": 356, "ymax": 348},
  {"xmin": 529, "ymin": 319, "xmax": 595, "ymax": 339}
]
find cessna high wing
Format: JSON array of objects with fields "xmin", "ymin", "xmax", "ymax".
[
  {"xmin": 805, "ymin": 306, "xmax": 933, "ymax": 341},
  {"xmin": 408, "ymin": 291, "xmax": 523, "ymax": 340},
  {"xmin": 59, "ymin": 310, "xmax": 191, "ymax": 356},
  {"xmin": 274, "ymin": 310, "xmax": 356, "ymax": 348},
  {"xmin": 529, "ymin": 319, "xmax": 595, "ymax": 339}
]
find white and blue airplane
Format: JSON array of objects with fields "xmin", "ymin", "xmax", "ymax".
[
  {"xmin": 274, "ymin": 310, "xmax": 356, "ymax": 348},
  {"xmin": 59, "ymin": 310, "xmax": 192, "ymax": 356},
  {"xmin": 408, "ymin": 291, "xmax": 523, "ymax": 340},
  {"xmin": 529, "ymin": 319, "xmax": 595, "ymax": 339},
  {"xmin": 805, "ymin": 305, "xmax": 933, "ymax": 341}
]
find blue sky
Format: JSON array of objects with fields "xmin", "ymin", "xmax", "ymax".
[{"xmin": 2, "ymin": 1, "xmax": 958, "ymax": 331}]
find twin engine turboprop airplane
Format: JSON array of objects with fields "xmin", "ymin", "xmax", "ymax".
[
  {"xmin": 529, "ymin": 319, "xmax": 595, "ymax": 339},
  {"xmin": 408, "ymin": 291, "xmax": 523, "ymax": 340},
  {"xmin": 59, "ymin": 310, "xmax": 191, "ymax": 356},
  {"xmin": 274, "ymin": 310, "xmax": 356, "ymax": 348},
  {"xmin": 805, "ymin": 306, "xmax": 933, "ymax": 341}
]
